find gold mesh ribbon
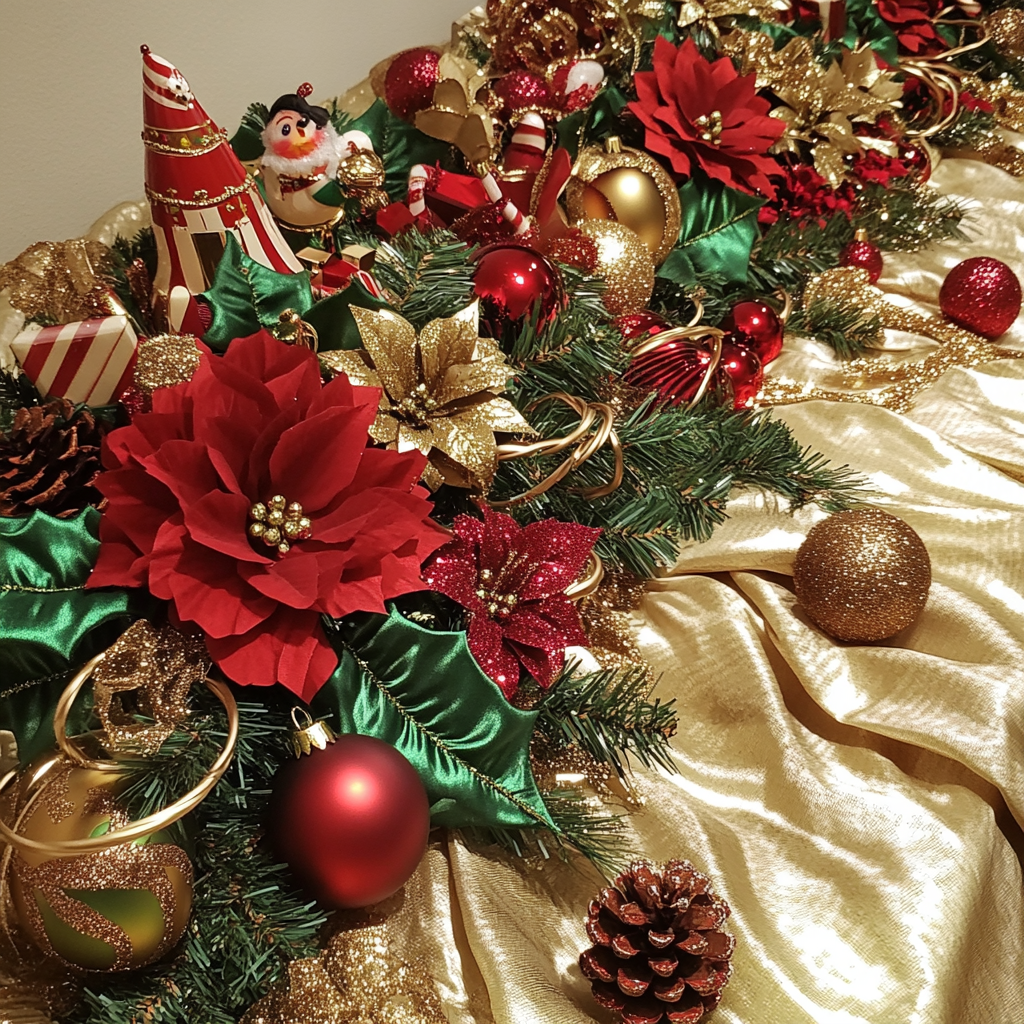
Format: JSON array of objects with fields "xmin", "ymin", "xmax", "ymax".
[
  {"xmin": 493, "ymin": 392, "xmax": 624, "ymax": 505},
  {"xmin": 0, "ymin": 240, "xmax": 123, "ymax": 324}
]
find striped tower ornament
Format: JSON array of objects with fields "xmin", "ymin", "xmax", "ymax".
[
  {"xmin": 140, "ymin": 46, "xmax": 303, "ymax": 330},
  {"xmin": 11, "ymin": 317, "xmax": 139, "ymax": 406}
]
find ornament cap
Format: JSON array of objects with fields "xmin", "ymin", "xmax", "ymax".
[
  {"xmin": 853, "ymin": 227, "xmax": 869, "ymax": 242},
  {"xmin": 604, "ymin": 135, "xmax": 623, "ymax": 154},
  {"xmin": 290, "ymin": 707, "xmax": 338, "ymax": 758}
]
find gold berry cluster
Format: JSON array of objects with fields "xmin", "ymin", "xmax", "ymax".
[{"xmin": 248, "ymin": 494, "xmax": 312, "ymax": 556}]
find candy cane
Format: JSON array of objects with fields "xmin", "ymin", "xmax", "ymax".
[
  {"xmin": 477, "ymin": 167, "xmax": 529, "ymax": 235},
  {"xmin": 407, "ymin": 164, "xmax": 429, "ymax": 216}
]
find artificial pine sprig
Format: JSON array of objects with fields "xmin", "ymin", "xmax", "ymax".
[{"xmin": 786, "ymin": 298, "xmax": 884, "ymax": 360}]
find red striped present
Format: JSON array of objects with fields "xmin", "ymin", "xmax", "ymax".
[{"xmin": 11, "ymin": 316, "xmax": 139, "ymax": 406}]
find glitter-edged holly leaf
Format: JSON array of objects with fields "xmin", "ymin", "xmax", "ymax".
[
  {"xmin": 0, "ymin": 509, "xmax": 131, "ymax": 764},
  {"xmin": 314, "ymin": 607, "xmax": 555, "ymax": 830}
]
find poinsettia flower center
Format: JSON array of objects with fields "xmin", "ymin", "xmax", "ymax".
[
  {"xmin": 248, "ymin": 494, "xmax": 313, "ymax": 556},
  {"xmin": 395, "ymin": 381, "xmax": 441, "ymax": 426},
  {"xmin": 475, "ymin": 566, "xmax": 521, "ymax": 618},
  {"xmin": 694, "ymin": 110, "xmax": 724, "ymax": 145}
]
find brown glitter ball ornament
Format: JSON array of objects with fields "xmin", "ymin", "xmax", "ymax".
[
  {"xmin": 579, "ymin": 860, "xmax": 735, "ymax": 1023},
  {"xmin": 793, "ymin": 509, "xmax": 931, "ymax": 642},
  {"xmin": 0, "ymin": 399, "xmax": 108, "ymax": 518}
]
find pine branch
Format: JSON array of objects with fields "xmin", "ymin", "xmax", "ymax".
[
  {"xmin": 69, "ymin": 693, "xmax": 325, "ymax": 1024},
  {"xmin": 786, "ymin": 297, "xmax": 883, "ymax": 360},
  {"xmin": 535, "ymin": 665, "xmax": 678, "ymax": 782},
  {"xmin": 238, "ymin": 101, "xmax": 270, "ymax": 135},
  {"xmin": 0, "ymin": 369, "xmax": 42, "ymax": 424},
  {"xmin": 930, "ymin": 106, "xmax": 999, "ymax": 149}
]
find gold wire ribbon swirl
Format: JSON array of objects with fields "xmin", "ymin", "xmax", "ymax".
[
  {"xmin": 629, "ymin": 326, "xmax": 726, "ymax": 411},
  {"xmin": 493, "ymin": 393, "xmax": 624, "ymax": 505},
  {"xmin": 0, "ymin": 652, "xmax": 238, "ymax": 857}
]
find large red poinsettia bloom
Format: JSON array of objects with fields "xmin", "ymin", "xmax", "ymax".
[
  {"xmin": 877, "ymin": 0, "xmax": 947, "ymax": 55},
  {"xmin": 629, "ymin": 35, "xmax": 784, "ymax": 198},
  {"xmin": 88, "ymin": 331, "xmax": 447, "ymax": 701},
  {"xmin": 422, "ymin": 506, "xmax": 600, "ymax": 699}
]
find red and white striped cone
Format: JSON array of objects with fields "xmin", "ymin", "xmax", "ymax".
[
  {"xmin": 11, "ymin": 317, "xmax": 139, "ymax": 406},
  {"xmin": 408, "ymin": 164, "xmax": 430, "ymax": 217},
  {"xmin": 477, "ymin": 168, "xmax": 530, "ymax": 235}
]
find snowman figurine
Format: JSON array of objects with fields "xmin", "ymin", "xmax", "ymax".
[{"xmin": 258, "ymin": 83, "xmax": 377, "ymax": 233}]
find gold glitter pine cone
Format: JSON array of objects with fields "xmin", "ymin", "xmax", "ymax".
[
  {"xmin": 793, "ymin": 509, "xmax": 931, "ymax": 643},
  {"xmin": 579, "ymin": 860, "xmax": 735, "ymax": 1024}
]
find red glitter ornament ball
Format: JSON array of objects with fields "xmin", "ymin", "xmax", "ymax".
[
  {"xmin": 269, "ymin": 734, "xmax": 430, "ymax": 908},
  {"xmin": 384, "ymin": 47, "xmax": 441, "ymax": 121},
  {"xmin": 939, "ymin": 257, "xmax": 1022, "ymax": 338},
  {"xmin": 839, "ymin": 239, "xmax": 884, "ymax": 284},
  {"xmin": 623, "ymin": 336, "xmax": 717, "ymax": 408},
  {"xmin": 717, "ymin": 340, "xmax": 763, "ymax": 409},
  {"xmin": 721, "ymin": 301, "xmax": 784, "ymax": 365},
  {"xmin": 614, "ymin": 311, "xmax": 670, "ymax": 345},
  {"xmin": 490, "ymin": 71, "xmax": 554, "ymax": 121},
  {"xmin": 472, "ymin": 244, "xmax": 564, "ymax": 335}
]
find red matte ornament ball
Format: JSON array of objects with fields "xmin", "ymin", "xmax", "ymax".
[
  {"xmin": 614, "ymin": 311, "xmax": 670, "ymax": 345},
  {"xmin": 384, "ymin": 47, "xmax": 441, "ymax": 121},
  {"xmin": 839, "ymin": 239, "xmax": 884, "ymax": 284},
  {"xmin": 939, "ymin": 257, "xmax": 1022, "ymax": 338},
  {"xmin": 721, "ymin": 301, "xmax": 784, "ymax": 365},
  {"xmin": 268, "ymin": 734, "xmax": 430, "ymax": 908},
  {"xmin": 716, "ymin": 340, "xmax": 763, "ymax": 409},
  {"xmin": 472, "ymin": 244, "xmax": 564, "ymax": 336}
]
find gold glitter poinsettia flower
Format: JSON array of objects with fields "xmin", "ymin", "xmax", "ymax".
[
  {"xmin": 321, "ymin": 302, "xmax": 535, "ymax": 491},
  {"xmin": 722, "ymin": 34, "xmax": 903, "ymax": 185}
]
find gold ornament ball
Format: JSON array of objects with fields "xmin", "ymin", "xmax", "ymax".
[
  {"xmin": 793, "ymin": 509, "xmax": 931, "ymax": 643},
  {"xmin": 566, "ymin": 138, "xmax": 681, "ymax": 266},
  {"xmin": 578, "ymin": 220, "xmax": 656, "ymax": 317},
  {"xmin": 9, "ymin": 761, "xmax": 193, "ymax": 972},
  {"xmin": 984, "ymin": 8, "xmax": 1024, "ymax": 56}
]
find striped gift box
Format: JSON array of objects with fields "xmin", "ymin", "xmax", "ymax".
[{"xmin": 11, "ymin": 316, "xmax": 139, "ymax": 406}]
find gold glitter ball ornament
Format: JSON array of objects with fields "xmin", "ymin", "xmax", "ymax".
[
  {"xmin": 578, "ymin": 220, "xmax": 655, "ymax": 316},
  {"xmin": 8, "ymin": 761, "xmax": 193, "ymax": 972},
  {"xmin": 984, "ymin": 8, "xmax": 1024, "ymax": 57},
  {"xmin": 793, "ymin": 509, "xmax": 931, "ymax": 643},
  {"xmin": 133, "ymin": 333, "xmax": 202, "ymax": 395},
  {"xmin": 566, "ymin": 137, "xmax": 682, "ymax": 266}
]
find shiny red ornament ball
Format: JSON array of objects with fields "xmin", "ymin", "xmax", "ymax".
[
  {"xmin": 900, "ymin": 143, "xmax": 931, "ymax": 183},
  {"xmin": 614, "ymin": 311, "xmax": 670, "ymax": 345},
  {"xmin": 472, "ymin": 244, "xmax": 564, "ymax": 336},
  {"xmin": 384, "ymin": 47, "xmax": 441, "ymax": 121},
  {"xmin": 269, "ymin": 735, "xmax": 430, "ymax": 908},
  {"xmin": 721, "ymin": 301, "xmax": 784, "ymax": 365},
  {"xmin": 623, "ymin": 337, "xmax": 717, "ymax": 408},
  {"xmin": 839, "ymin": 239, "xmax": 884, "ymax": 284},
  {"xmin": 939, "ymin": 256, "xmax": 1022, "ymax": 338},
  {"xmin": 717, "ymin": 340, "xmax": 763, "ymax": 409}
]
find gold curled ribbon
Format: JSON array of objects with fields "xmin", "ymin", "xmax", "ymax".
[
  {"xmin": 629, "ymin": 325, "xmax": 726, "ymax": 410},
  {"xmin": 493, "ymin": 393, "xmax": 624, "ymax": 505},
  {"xmin": 0, "ymin": 651, "xmax": 238, "ymax": 857},
  {"xmin": 565, "ymin": 552, "xmax": 606, "ymax": 602}
]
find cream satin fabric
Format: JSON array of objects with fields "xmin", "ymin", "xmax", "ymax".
[{"xmin": 9, "ymin": 153, "xmax": 1024, "ymax": 1023}]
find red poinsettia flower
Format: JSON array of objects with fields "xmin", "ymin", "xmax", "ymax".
[
  {"xmin": 422, "ymin": 506, "xmax": 600, "ymax": 698},
  {"xmin": 877, "ymin": 0, "xmax": 947, "ymax": 55},
  {"xmin": 628, "ymin": 35, "xmax": 784, "ymax": 198},
  {"xmin": 88, "ymin": 331, "xmax": 447, "ymax": 701},
  {"xmin": 760, "ymin": 164, "xmax": 856, "ymax": 227}
]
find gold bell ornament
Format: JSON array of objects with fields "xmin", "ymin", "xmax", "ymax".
[
  {"xmin": 566, "ymin": 137, "xmax": 682, "ymax": 266},
  {"xmin": 0, "ymin": 621, "xmax": 238, "ymax": 972}
]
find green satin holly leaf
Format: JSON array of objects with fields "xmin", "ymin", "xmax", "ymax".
[
  {"xmin": 305, "ymin": 277, "xmax": 393, "ymax": 352},
  {"xmin": 0, "ymin": 509, "xmax": 131, "ymax": 764},
  {"xmin": 200, "ymin": 235, "xmax": 313, "ymax": 351},
  {"xmin": 313, "ymin": 608, "xmax": 556, "ymax": 831},
  {"xmin": 658, "ymin": 177, "xmax": 763, "ymax": 287},
  {"xmin": 843, "ymin": 0, "xmax": 898, "ymax": 66},
  {"xmin": 348, "ymin": 99, "xmax": 453, "ymax": 201}
]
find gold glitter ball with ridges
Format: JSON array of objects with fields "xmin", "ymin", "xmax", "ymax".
[
  {"xmin": 793, "ymin": 509, "xmax": 931, "ymax": 643},
  {"xmin": 249, "ymin": 494, "xmax": 312, "ymax": 556}
]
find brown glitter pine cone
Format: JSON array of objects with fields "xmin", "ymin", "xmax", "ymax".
[
  {"xmin": 579, "ymin": 860, "xmax": 735, "ymax": 1024},
  {"xmin": 0, "ymin": 399, "xmax": 108, "ymax": 518}
]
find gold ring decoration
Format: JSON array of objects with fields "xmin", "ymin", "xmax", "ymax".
[
  {"xmin": 629, "ymin": 325, "xmax": 726, "ymax": 411},
  {"xmin": 773, "ymin": 289, "xmax": 794, "ymax": 326},
  {"xmin": 0, "ymin": 652, "xmax": 238, "ymax": 857},
  {"xmin": 565, "ymin": 551, "xmax": 605, "ymax": 601},
  {"xmin": 900, "ymin": 63, "xmax": 963, "ymax": 138},
  {"xmin": 494, "ymin": 393, "xmax": 624, "ymax": 506}
]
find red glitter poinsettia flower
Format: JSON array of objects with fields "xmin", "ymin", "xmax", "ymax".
[
  {"xmin": 628, "ymin": 35, "xmax": 785, "ymax": 198},
  {"xmin": 422, "ymin": 506, "xmax": 601, "ymax": 698},
  {"xmin": 88, "ymin": 331, "xmax": 448, "ymax": 701},
  {"xmin": 759, "ymin": 164, "xmax": 855, "ymax": 227}
]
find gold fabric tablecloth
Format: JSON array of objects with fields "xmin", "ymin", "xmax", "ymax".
[{"xmin": 374, "ymin": 157, "xmax": 1024, "ymax": 1024}]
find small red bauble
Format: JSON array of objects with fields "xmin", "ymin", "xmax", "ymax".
[
  {"xmin": 839, "ymin": 239, "xmax": 884, "ymax": 284},
  {"xmin": 939, "ymin": 256, "xmax": 1022, "ymax": 338},
  {"xmin": 623, "ymin": 337, "xmax": 717, "ymax": 408},
  {"xmin": 472, "ymin": 244, "xmax": 564, "ymax": 336},
  {"xmin": 900, "ymin": 143, "xmax": 931, "ymax": 183},
  {"xmin": 721, "ymin": 301, "xmax": 784, "ymax": 365},
  {"xmin": 716, "ymin": 340, "xmax": 763, "ymax": 409},
  {"xmin": 269, "ymin": 734, "xmax": 430, "ymax": 908},
  {"xmin": 490, "ymin": 71, "xmax": 554, "ymax": 121},
  {"xmin": 384, "ymin": 47, "xmax": 441, "ymax": 122},
  {"xmin": 614, "ymin": 311, "xmax": 670, "ymax": 345}
]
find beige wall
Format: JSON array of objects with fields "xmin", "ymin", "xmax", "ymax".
[{"xmin": 0, "ymin": 0, "xmax": 474, "ymax": 262}]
